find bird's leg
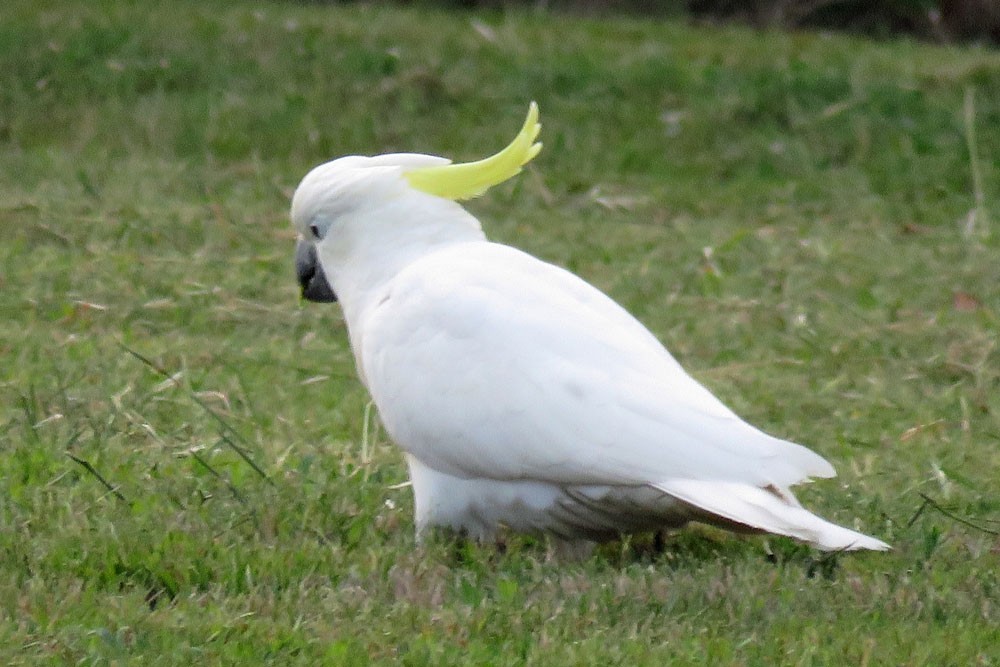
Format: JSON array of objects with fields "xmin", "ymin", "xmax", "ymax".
[{"xmin": 653, "ymin": 529, "xmax": 667, "ymax": 555}]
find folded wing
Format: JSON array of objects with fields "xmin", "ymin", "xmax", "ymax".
[{"xmin": 359, "ymin": 242, "xmax": 834, "ymax": 491}]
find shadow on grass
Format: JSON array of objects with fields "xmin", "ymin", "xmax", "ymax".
[{"xmin": 414, "ymin": 522, "xmax": 846, "ymax": 579}]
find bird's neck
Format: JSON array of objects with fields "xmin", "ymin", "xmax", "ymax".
[{"xmin": 318, "ymin": 195, "xmax": 487, "ymax": 336}]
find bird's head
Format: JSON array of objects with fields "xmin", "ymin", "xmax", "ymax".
[{"xmin": 291, "ymin": 102, "xmax": 542, "ymax": 303}]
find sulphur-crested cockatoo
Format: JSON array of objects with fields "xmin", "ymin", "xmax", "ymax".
[{"xmin": 292, "ymin": 103, "xmax": 888, "ymax": 552}]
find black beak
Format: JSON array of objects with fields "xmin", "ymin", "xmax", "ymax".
[{"xmin": 295, "ymin": 238, "xmax": 338, "ymax": 303}]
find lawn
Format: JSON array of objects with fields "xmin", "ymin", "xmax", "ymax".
[{"xmin": 1, "ymin": 0, "xmax": 998, "ymax": 664}]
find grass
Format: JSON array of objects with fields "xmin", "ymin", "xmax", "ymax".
[{"xmin": 2, "ymin": 0, "xmax": 999, "ymax": 664}]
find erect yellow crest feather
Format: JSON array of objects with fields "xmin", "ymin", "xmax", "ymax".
[{"xmin": 403, "ymin": 102, "xmax": 542, "ymax": 201}]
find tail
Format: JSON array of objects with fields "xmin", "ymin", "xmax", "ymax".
[{"xmin": 655, "ymin": 479, "xmax": 889, "ymax": 551}]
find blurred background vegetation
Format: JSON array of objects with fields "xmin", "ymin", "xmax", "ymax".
[{"xmin": 363, "ymin": 0, "xmax": 1000, "ymax": 43}]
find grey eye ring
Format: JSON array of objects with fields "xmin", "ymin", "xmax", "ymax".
[{"xmin": 309, "ymin": 223, "xmax": 321, "ymax": 240}]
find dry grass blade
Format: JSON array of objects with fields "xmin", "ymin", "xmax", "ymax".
[
  {"xmin": 962, "ymin": 85, "xmax": 989, "ymax": 236},
  {"xmin": 118, "ymin": 342, "xmax": 274, "ymax": 486},
  {"xmin": 190, "ymin": 447, "xmax": 247, "ymax": 504}
]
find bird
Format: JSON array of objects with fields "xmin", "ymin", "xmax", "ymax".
[{"xmin": 291, "ymin": 102, "xmax": 888, "ymax": 552}]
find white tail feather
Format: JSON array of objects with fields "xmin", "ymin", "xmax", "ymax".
[{"xmin": 655, "ymin": 479, "xmax": 889, "ymax": 551}]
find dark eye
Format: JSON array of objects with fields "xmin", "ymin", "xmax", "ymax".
[{"xmin": 309, "ymin": 223, "xmax": 321, "ymax": 240}]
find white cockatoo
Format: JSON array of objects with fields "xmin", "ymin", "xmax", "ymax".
[{"xmin": 292, "ymin": 103, "xmax": 888, "ymax": 552}]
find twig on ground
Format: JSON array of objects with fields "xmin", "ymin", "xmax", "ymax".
[
  {"xmin": 66, "ymin": 453, "xmax": 129, "ymax": 504},
  {"xmin": 915, "ymin": 492, "xmax": 999, "ymax": 536}
]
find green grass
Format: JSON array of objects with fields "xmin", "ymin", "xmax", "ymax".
[{"xmin": 2, "ymin": 1, "xmax": 999, "ymax": 664}]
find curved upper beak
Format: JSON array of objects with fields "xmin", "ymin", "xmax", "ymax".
[{"xmin": 295, "ymin": 238, "xmax": 338, "ymax": 303}]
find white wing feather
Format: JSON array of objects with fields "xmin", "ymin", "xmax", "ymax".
[{"xmin": 655, "ymin": 479, "xmax": 889, "ymax": 550}]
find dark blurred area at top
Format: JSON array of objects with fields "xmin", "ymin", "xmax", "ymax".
[{"xmin": 316, "ymin": 0, "xmax": 1000, "ymax": 44}]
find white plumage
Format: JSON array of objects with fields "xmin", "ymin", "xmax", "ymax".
[{"xmin": 291, "ymin": 104, "xmax": 888, "ymax": 552}]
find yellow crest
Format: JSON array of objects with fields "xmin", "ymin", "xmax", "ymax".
[{"xmin": 404, "ymin": 102, "xmax": 542, "ymax": 201}]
